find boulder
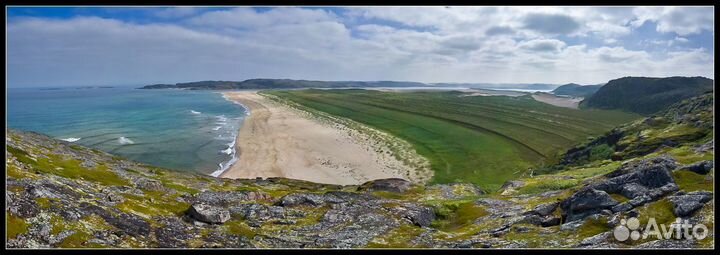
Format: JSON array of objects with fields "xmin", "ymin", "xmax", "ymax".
[
  {"xmin": 678, "ymin": 160, "xmax": 714, "ymax": 175},
  {"xmin": 605, "ymin": 155, "xmax": 677, "ymax": 179},
  {"xmin": 359, "ymin": 178, "xmax": 411, "ymax": 193},
  {"xmin": 390, "ymin": 204, "xmax": 436, "ymax": 227},
  {"xmin": 667, "ymin": 191, "xmax": 713, "ymax": 217},
  {"xmin": 187, "ymin": 203, "xmax": 230, "ymax": 224},
  {"xmin": 135, "ymin": 178, "xmax": 164, "ymax": 191},
  {"xmin": 540, "ymin": 217, "xmax": 561, "ymax": 227},
  {"xmin": 560, "ymin": 188, "xmax": 619, "ymax": 222},
  {"xmin": 525, "ymin": 202, "xmax": 559, "ymax": 217}
]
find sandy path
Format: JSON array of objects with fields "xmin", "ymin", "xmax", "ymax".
[
  {"xmin": 219, "ymin": 91, "xmax": 428, "ymax": 185},
  {"xmin": 531, "ymin": 93, "xmax": 583, "ymax": 109}
]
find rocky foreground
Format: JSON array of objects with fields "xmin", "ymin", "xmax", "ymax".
[{"xmin": 5, "ymin": 94, "xmax": 715, "ymax": 249}]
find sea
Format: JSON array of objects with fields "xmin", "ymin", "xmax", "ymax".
[{"xmin": 7, "ymin": 86, "xmax": 247, "ymax": 176}]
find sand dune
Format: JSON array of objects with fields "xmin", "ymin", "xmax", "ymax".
[
  {"xmin": 220, "ymin": 91, "xmax": 429, "ymax": 185},
  {"xmin": 531, "ymin": 93, "xmax": 583, "ymax": 109}
]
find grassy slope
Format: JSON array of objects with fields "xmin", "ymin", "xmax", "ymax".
[{"xmin": 266, "ymin": 89, "xmax": 639, "ymax": 190}]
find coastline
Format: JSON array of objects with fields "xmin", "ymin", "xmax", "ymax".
[{"xmin": 217, "ymin": 90, "xmax": 429, "ymax": 185}]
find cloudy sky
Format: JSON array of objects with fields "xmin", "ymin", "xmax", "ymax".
[{"xmin": 6, "ymin": 6, "xmax": 714, "ymax": 87}]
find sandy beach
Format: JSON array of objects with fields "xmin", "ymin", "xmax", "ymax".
[
  {"xmin": 219, "ymin": 91, "xmax": 430, "ymax": 185},
  {"xmin": 531, "ymin": 92, "xmax": 583, "ymax": 109}
]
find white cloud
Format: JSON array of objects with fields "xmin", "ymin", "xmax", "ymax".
[
  {"xmin": 633, "ymin": 7, "xmax": 714, "ymax": 35},
  {"xmin": 6, "ymin": 7, "xmax": 715, "ymax": 87},
  {"xmin": 518, "ymin": 39, "xmax": 567, "ymax": 53},
  {"xmin": 187, "ymin": 7, "xmax": 336, "ymax": 29}
]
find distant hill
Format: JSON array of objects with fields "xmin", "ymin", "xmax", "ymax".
[
  {"xmin": 431, "ymin": 83, "xmax": 558, "ymax": 91},
  {"xmin": 551, "ymin": 83, "xmax": 602, "ymax": 97},
  {"xmin": 580, "ymin": 76, "xmax": 713, "ymax": 115},
  {"xmin": 140, "ymin": 79, "xmax": 429, "ymax": 90}
]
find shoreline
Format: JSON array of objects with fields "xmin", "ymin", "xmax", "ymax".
[
  {"xmin": 217, "ymin": 90, "xmax": 429, "ymax": 185},
  {"xmin": 209, "ymin": 92, "xmax": 253, "ymax": 177}
]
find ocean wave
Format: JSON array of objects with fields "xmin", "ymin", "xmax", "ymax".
[
  {"xmin": 210, "ymin": 126, "xmax": 239, "ymax": 177},
  {"xmin": 216, "ymin": 115, "xmax": 228, "ymax": 122},
  {"xmin": 118, "ymin": 136, "xmax": 135, "ymax": 145},
  {"xmin": 60, "ymin": 137, "xmax": 81, "ymax": 142},
  {"xmin": 190, "ymin": 110, "xmax": 201, "ymax": 115},
  {"xmin": 213, "ymin": 126, "xmax": 222, "ymax": 131}
]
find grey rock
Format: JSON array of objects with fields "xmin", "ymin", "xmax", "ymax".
[
  {"xmin": 560, "ymin": 188, "xmax": 619, "ymax": 222},
  {"xmin": 191, "ymin": 191, "xmax": 271, "ymax": 206},
  {"xmin": 619, "ymin": 183, "xmax": 649, "ymax": 199},
  {"xmin": 560, "ymin": 220, "xmax": 584, "ymax": 231},
  {"xmin": 276, "ymin": 193, "xmax": 342, "ymax": 207},
  {"xmin": 541, "ymin": 217, "xmax": 561, "ymax": 227},
  {"xmin": 526, "ymin": 202, "xmax": 559, "ymax": 216},
  {"xmin": 678, "ymin": 160, "xmax": 714, "ymax": 175},
  {"xmin": 387, "ymin": 203, "xmax": 436, "ymax": 227},
  {"xmin": 155, "ymin": 217, "xmax": 193, "ymax": 248},
  {"xmin": 187, "ymin": 203, "xmax": 230, "ymax": 224},
  {"xmin": 635, "ymin": 239, "xmax": 697, "ymax": 248},
  {"xmin": 515, "ymin": 214, "xmax": 544, "ymax": 226},
  {"xmin": 135, "ymin": 178, "xmax": 164, "ymax": 191},
  {"xmin": 693, "ymin": 141, "xmax": 713, "ymax": 153},
  {"xmin": 667, "ymin": 191, "xmax": 713, "ymax": 217},
  {"xmin": 593, "ymin": 156, "xmax": 677, "ymax": 197},
  {"xmin": 578, "ymin": 231, "xmax": 612, "ymax": 247},
  {"xmin": 229, "ymin": 203, "xmax": 286, "ymax": 224},
  {"xmin": 610, "ymin": 202, "xmax": 633, "ymax": 213},
  {"xmin": 359, "ymin": 178, "xmax": 411, "ymax": 193}
]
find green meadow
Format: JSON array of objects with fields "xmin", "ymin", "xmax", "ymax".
[{"xmin": 267, "ymin": 89, "xmax": 640, "ymax": 191}]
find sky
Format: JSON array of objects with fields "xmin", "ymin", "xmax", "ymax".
[{"xmin": 6, "ymin": 6, "xmax": 715, "ymax": 87}]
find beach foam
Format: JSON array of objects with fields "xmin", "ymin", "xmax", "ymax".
[
  {"xmin": 60, "ymin": 137, "xmax": 81, "ymax": 142},
  {"xmin": 118, "ymin": 136, "xmax": 135, "ymax": 145}
]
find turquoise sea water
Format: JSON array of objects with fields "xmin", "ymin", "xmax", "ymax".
[{"xmin": 7, "ymin": 86, "xmax": 247, "ymax": 175}]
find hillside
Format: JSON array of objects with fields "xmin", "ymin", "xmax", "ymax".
[
  {"xmin": 140, "ymin": 79, "xmax": 428, "ymax": 90},
  {"xmin": 580, "ymin": 76, "xmax": 713, "ymax": 115},
  {"xmin": 552, "ymin": 84, "xmax": 602, "ymax": 97},
  {"xmin": 5, "ymin": 93, "xmax": 714, "ymax": 249}
]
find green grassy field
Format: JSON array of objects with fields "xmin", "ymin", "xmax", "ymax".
[{"xmin": 266, "ymin": 89, "xmax": 640, "ymax": 191}]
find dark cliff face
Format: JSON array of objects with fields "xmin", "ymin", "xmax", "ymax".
[
  {"xmin": 580, "ymin": 76, "xmax": 713, "ymax": 115},
  {"xmin": 5, "ymin": 90, "xmax": 715, "ymax": 249}
]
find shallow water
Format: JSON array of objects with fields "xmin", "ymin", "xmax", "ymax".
[{"xmin": 7, "ymin": 86, "xmax": 246, "ymax": 175}]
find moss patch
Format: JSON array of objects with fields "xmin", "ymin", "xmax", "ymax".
[
  {"xmin": 429, "ymin": 200, "xmax": 488, "ymax": 232},
  {"xmin": 117, "ymin": 191, "xmax": 190, "ymax": 218},
  {"xmin": 673, "ymin": 170, "xmax": 713, "ymax": 192},
  {"xmin": 609, "ymin": 193, "xmax": 630, "ymax": 204},
  {"xmin": 576, "ymin": 215, "xmax": 611, "ymax": 239},
  {"xmin": 13, "ymin": 149, "xmax": 129, "ymax": 187},
  {"xmin": 637, "ymin": 199, "xmax": 677, "ymax": 227},
  {"xmin": 366, "ymin": 224, "xmax": 425, "ymax": 248},
  {"xmin": 7, "ymin": 212, "xmax": 29, "ymax": 239},
  {"xmin": 224, "ymin": 220, "xmax": 257, "ymax": 239},
  {"xmin": 517, "ymin": 178, "xmax": 581, "ymax": 195}
]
